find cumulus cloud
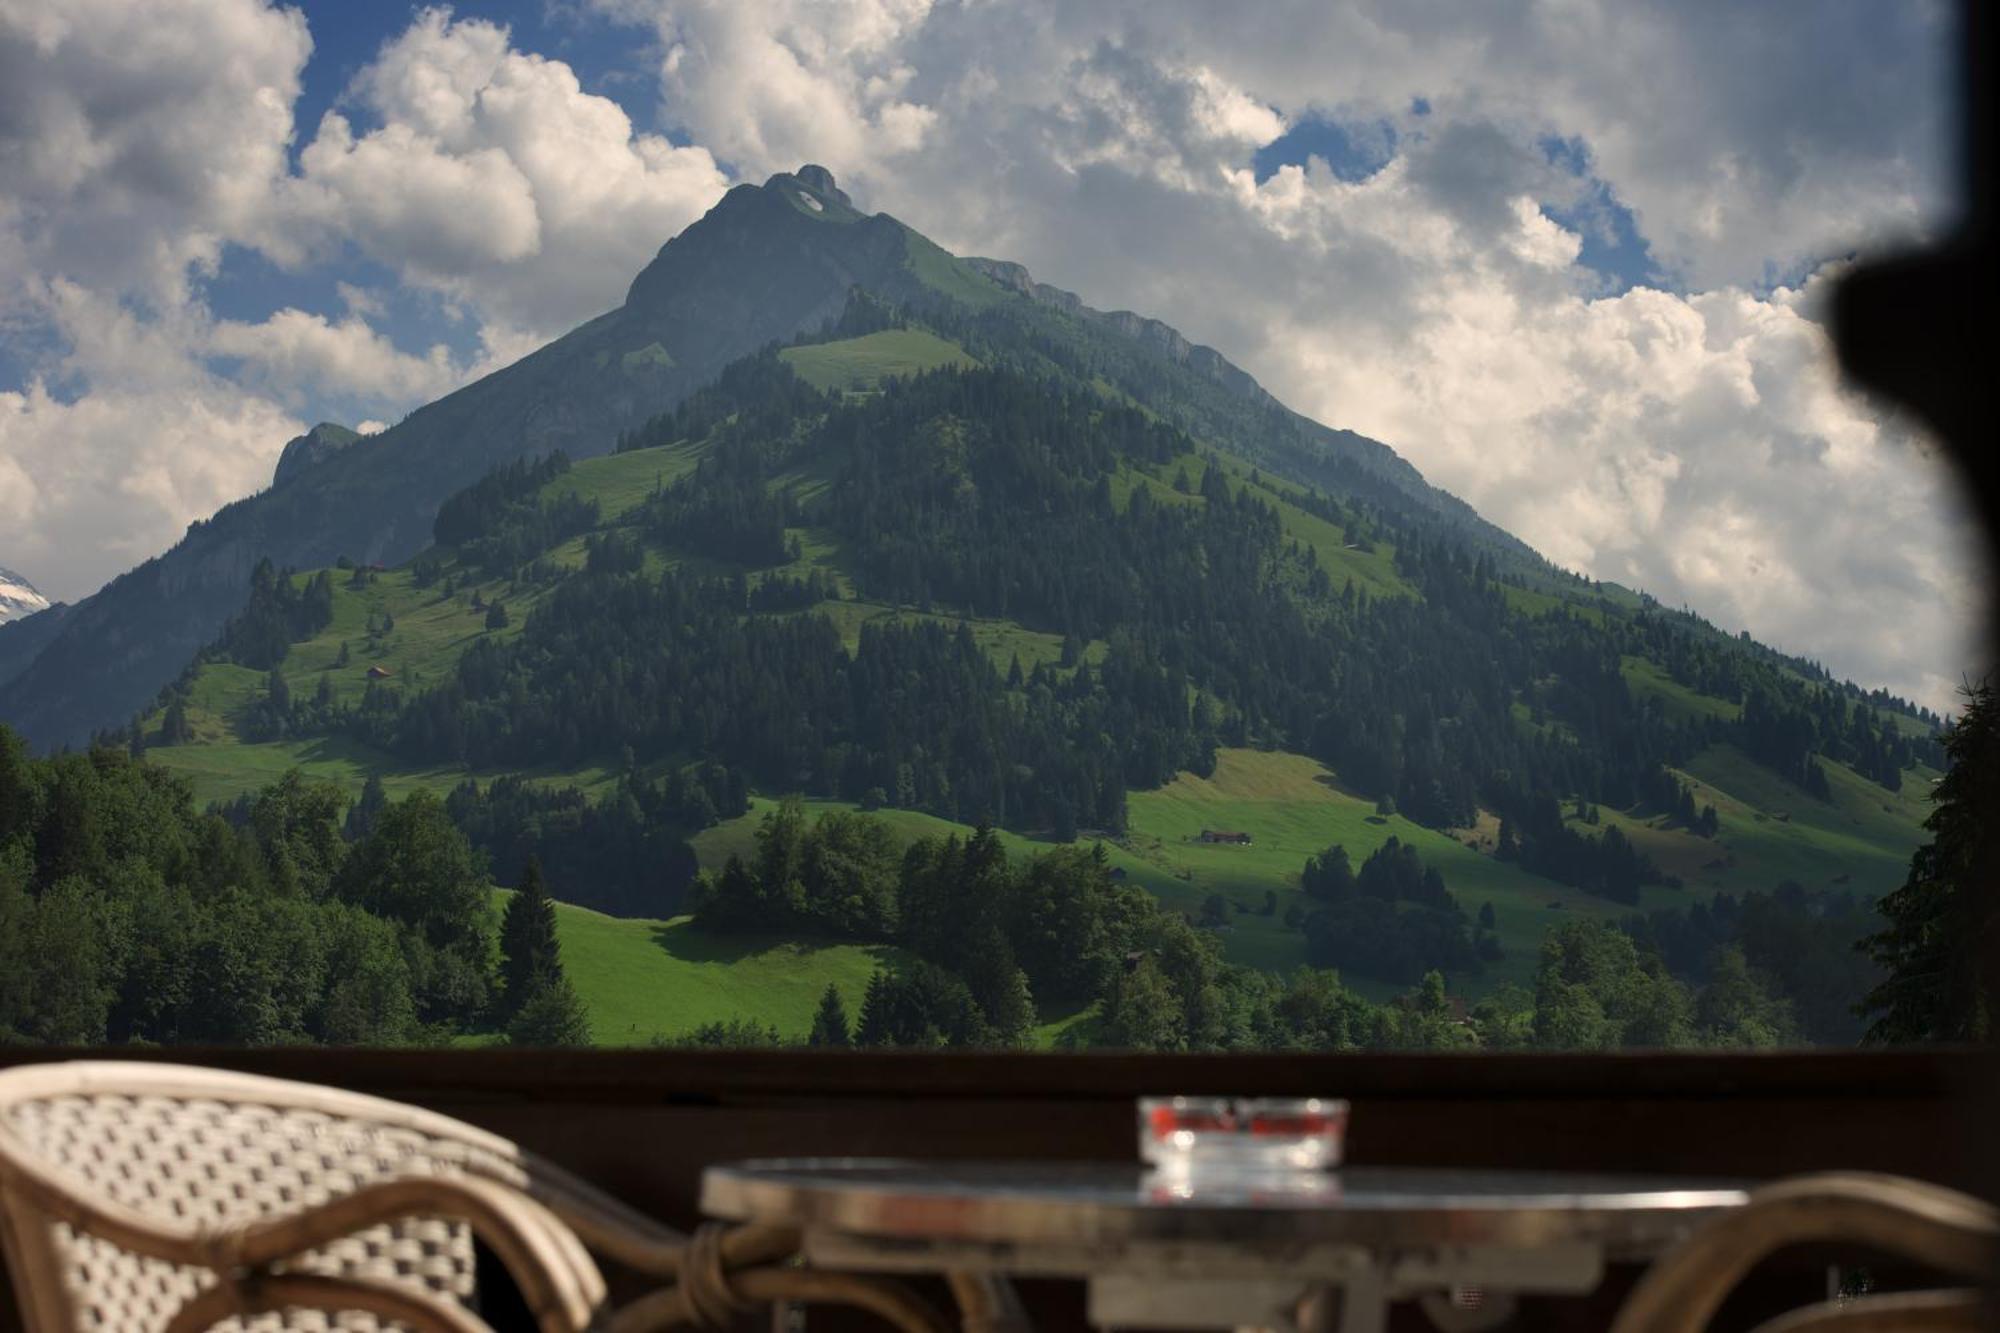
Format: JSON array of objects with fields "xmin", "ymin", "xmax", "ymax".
[
  {"xmin": 597, "ymin": 0, "xmax": 937, "ymax": 184},
  {"xmin": 0, "ymin": 0, "xmax": 310, "ymax": 308},
  {"xmin": 271, "ymin": 7, "xmax": 732, "ymax": 336},
  {"xmin": 207, "ymin": 309, "xmax": 460, "ymax": 409},
  {"xmin": 0, "ymin": 378, "xmax": 302, "ymax": 604}
]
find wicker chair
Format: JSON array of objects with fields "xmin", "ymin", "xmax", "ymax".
[
  {"xmin": 1609, "ymin": 1172, "xmax": 2000, "ymax": 1333},
  {"xmin": 0, "ymin": 1061, "xmax": 945, "ymax": 1333}
]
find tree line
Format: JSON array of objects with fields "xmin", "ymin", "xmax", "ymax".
[{"xmin": 0, "ymin": 725, "xmax": 586, "ymax": 1048}]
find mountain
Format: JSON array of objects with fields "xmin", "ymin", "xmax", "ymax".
[
  {"xmin": 0, "ymin": 167, "xmax": 1515, "ymax": 750},
  {"xmin": 272, "ymin": 422, "xmax": 362, "ymax": 488},
  {"xmin": 0, "ymin": 567, "xmax": 49, "ymax": 625},
  {"xmin": 0, "ymin": 162, "xmax": 1937, "ymax": 1040}
]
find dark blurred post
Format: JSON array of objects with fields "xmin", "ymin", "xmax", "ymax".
[{"xmin": 1831, "ymin": 0, "xmax": 1998, "ymax": 1278}]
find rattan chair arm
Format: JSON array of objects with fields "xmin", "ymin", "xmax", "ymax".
[
  {"xmin": 160, "ymin": 1272, "xmax": 493, "ymax": 1333},
  {"xmin": 603, "ymin": 1264, "xmax": 953, "ymax": 1333},
  {"xmin": 547, "ymin": 1201, "xmax": 797, "ymax": 1281},
  {"xmin": 1746, "ymin": 1289, "xmax": 1992, "ymax": 1333},
  {"xmin": 201, "ymin": 1174, "xmax": 607, "ymax": 1333},
  {"xmin": 1610, "ymin": 1174, "xmax": 2000, "ymax": 1333},
  {"xmin": 522, "ymin": 1165, "xmax": 697, "ymax": 1260}
]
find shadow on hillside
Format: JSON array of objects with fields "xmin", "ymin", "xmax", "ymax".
[
  {"xmin": 648, "ymin": 920, "xmax": 904, "ymax": 972},
  {"xmin": 1312, "ymin": 771, "xmax": 1370, "ymax": 804}
]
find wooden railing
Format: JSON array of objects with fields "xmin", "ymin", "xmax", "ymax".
[{"xmin": 0, "ymin": 1047, "xmax": 1993, "ymax": 1330}]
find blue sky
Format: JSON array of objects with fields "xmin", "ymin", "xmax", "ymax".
[{"xmin": 0, "ymin": 0, "xmax": 1977, "ymax": 709}]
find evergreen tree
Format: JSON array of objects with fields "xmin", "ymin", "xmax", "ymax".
[
  {"xmin": 507, "ymin": 974, "xmax": 592, "ymax": 1046},
  {"xmin": 499, "ymin": 856, "xmax": 562, "ymax": 1019},
  {"xmin": 344, "ymin": 773, "xmax": 388, "ymax": 842},
  {"xmin": 1860, "ymin": 681, "xmax": 1997, "ymax": 1042},
  {"xmin": 809, "ymin": 983, "xmax": 851, "ymax": 1047},
  {"xmin": 486, "ymin": 600, "xmax": 509, "ymax": 630},
  {"xmin": 1301, "ymin": 845, "xmax": 1355, "ymax": 902},
  {"xmin": 160, "ymin": 697, "xmax": 191, "ymax": 746}
]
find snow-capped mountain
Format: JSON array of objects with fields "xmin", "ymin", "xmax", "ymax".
[{"xmin": 0, "ymin": 567, "xmax": 51, "ymax": 624}]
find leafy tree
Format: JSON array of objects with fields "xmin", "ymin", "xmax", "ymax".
[
  {"xmin": 248, "ymin": 771, "xmax": 347, "ymax": 900},
  {"xmin": 809, "ymin": 983, "xmax": 851, "ymax": 1047},
  {"xmin": 333, "ymin": 790, "xmax": 493, "ymax": 1024},
  {"xmin": 1531, "ymin": 921, "xmax": 1693, "ymax": 1050},
  {"xmin": 670, "ymin": 1018, "xmax": 785, "ymax": 1048},
  {"xmin": 22, "ymin": 878, "xmax": 116, "ymax": 1044},
  {"xmin": 1373, "ymin": 970, "xmax": 1476, "ymax": 1050},
  {"xmin": 315, "ymin": 905, "xmax": 419, "ymax": 1045},
  {"xmin": 0, "ymin": 843, "xmax": 34, "ymax": 1039},
  {"xmin": 1860, "ymin": 681, "xmax": 1997, "ymax": 1042},
  {"xmin": 1693, "ymin": 946, "xmax": 1795, "ymax": 1048},
  {"xmin": 1097, "ymin": 956, "xmax": 1183, "ymax": 1050}
]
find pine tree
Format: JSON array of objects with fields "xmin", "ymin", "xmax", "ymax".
[
  {"xmin": 854, "ymin": 969, "xmax": 898, "ymax": 1047},
  {"xmin": 1860, "ymin": 682, "xmax": 1997, "ymax": 1042},
  {"xmin": 506, "ymin": 974, "xmax": 592, "ymax": 1046},
  {"xmin": 160, "ymin": 698, "xmax": 190, "ymax": 746},
  {"xmin": 499, "ymin": 856, "xmax": 562, "ymax": 1019},
  {"xmin": 344, "ymin": 773, "xmax": 387, "ymax": 841},
  {"xmin": 809, "ymin": 983, "xmax": 850, "ymax": 1047}
]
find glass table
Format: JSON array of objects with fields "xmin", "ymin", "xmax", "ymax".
[{"xmin": 701, "ymin": 1159, "xmax": 1750, "ymax": 1333}]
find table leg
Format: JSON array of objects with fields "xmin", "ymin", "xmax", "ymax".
[
  {"xmin": 1295, "ymin": 1273, "xmax": 1387, "ymax": 1333},
  {"xmin": 947, "ymin": 1271, "xmax": 1034, "ymax": 1333}
]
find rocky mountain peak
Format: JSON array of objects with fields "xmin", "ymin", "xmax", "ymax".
[
  {"xmin": 272, "ymin": 422, "xmax": 361, "ymax": 489},
  {"xmin": 0, "ymin": 566, "xmax": 52, "ymax": 625},
  {"xmin": 791, "ymin": 164, "xmax": 851, "ymax": 208}
]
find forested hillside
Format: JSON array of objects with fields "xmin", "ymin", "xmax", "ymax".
[
  {"xmin": 107, "ymin": 295, "xmax": 1947, "ymax": 1045},
  {"xmin": 0, "ymin": 167, "xmax": 1954, "ymax": 1049}
]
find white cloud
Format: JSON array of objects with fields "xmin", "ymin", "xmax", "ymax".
[
  {"xmin": 0, "ymin": 377, "xmax": 302, "ymax": 602},
  {"xmin": 0, "ymin": 0, "xmax": 310, "ymax": 308},
  {"xmin": 271, "ymin": 7, "xmax": 732, "ymax": 337},
  {"xmin": 207, "ymin": 308, "xmax": 461, "ymax": 409},
  {"xmin": 601, "ymin": 0, "xmax": 937, "ymax": 185}
]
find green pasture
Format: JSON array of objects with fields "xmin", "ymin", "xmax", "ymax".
[
  {"xmin": 779, "ymin": 329, "xmax": 977, "ymax": 393},
  {"xmin": 502, "ymin": 890, "xmax": 903, "ymax": 1046}
]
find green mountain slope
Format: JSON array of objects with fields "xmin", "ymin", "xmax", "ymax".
[
  {"xmin": 133, "ymin": 314, "xmax": 1939, "ymax": 1013},
  {"xmin": 32, "ymin": 162, "xmax": 1945, "ymax": 1038}
]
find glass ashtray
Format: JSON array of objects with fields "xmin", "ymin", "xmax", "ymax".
[{"xmin": 1138, "ymin": 1095, "xmax": 1349, "ymax": 1174}]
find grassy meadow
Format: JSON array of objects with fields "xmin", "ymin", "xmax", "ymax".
[
  {"xmin": 778, "ymin": 328, "xmax": 977, "ymax": 393},
  {"xmin": 495, "ymin": 890, "xmax": 903, "ymax": 1045}
]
